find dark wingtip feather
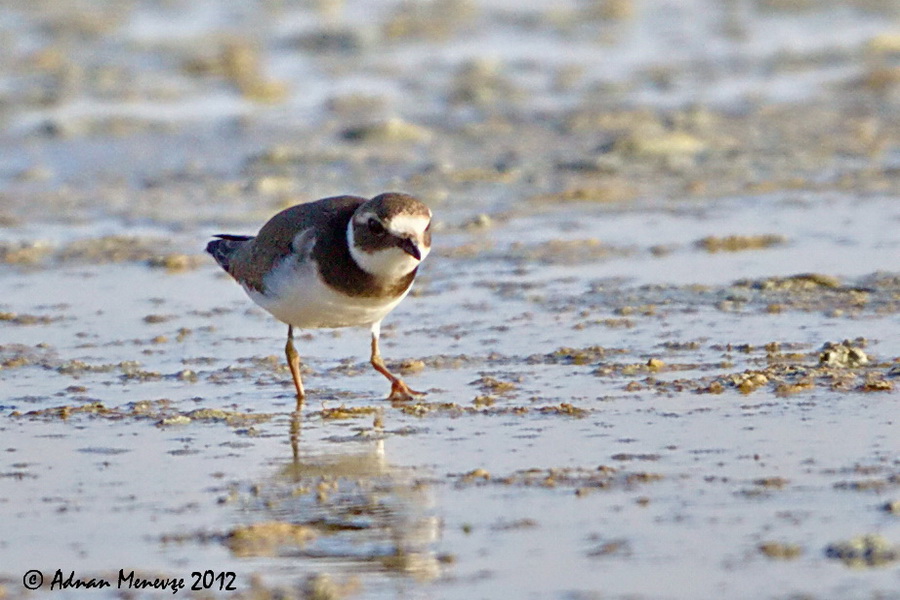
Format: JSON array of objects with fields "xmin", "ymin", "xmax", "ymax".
[
  {"xmin": 206, "ymin": 234, "xmax": 252, "ymax": 271},
  {"xmin": 212, "ymin": 234, "xmax": 254, "ymax": 242}
]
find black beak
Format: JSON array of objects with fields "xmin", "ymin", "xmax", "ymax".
[{"xmin": 398, "ymin": 237, "xmax": 422, "ymax": 261}]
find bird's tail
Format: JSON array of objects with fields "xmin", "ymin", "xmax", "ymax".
[{"xmin": 206, "ymin": 234, "xmax": 252, "ymax": 272}]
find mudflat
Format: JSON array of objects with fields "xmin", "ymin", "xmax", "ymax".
[{"xmin": 1, "ymin": 1, "xmax": 898, "ymax": 598}]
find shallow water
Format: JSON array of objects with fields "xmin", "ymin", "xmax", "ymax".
[{"xmin": 1, "ymin": 1, "xmax": 899, "ymax": 599}]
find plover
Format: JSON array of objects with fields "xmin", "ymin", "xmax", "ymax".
[{"xmin": 207, "ymin": 192, "xmax": 432, "ymax": 405}]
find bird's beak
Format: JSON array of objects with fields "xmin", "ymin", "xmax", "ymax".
[{"xmin": 398, "ymin": 237, "xmax": 422, "ymax": 261}]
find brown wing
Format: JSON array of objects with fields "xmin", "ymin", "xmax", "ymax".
[{"xmin": 226, "ymin": 195, "xmax": 366, "ymax": 293}]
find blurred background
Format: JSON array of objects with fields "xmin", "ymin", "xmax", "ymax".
[{"xmin": 0, "ymin": 0, "xmax": 898, "ymax": 231}]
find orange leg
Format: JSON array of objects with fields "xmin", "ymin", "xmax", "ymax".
[
  {"xmin": 369, "ymin": 323, "xmax": 425, "ymax": 402},
  {"xmin": 285, "ymin": 325, "xmax": 305, "ymax": 407}
]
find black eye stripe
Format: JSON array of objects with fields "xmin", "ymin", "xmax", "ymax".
[{"xmin": 367, "ymin": 217, "xmax": 386, "ymax": 236}]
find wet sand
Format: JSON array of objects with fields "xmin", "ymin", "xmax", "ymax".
[{"xmin": 1, "ymin": 1, "xmax": 899, "ymax": 598}]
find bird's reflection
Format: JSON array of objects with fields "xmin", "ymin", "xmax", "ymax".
[
  {"xmin": 229, "ymin": 408, "xmax": 442, "ymax": 582},
  {"xmin": 290, "ymin": 409, "xmax": 302, "ymax": 464}
]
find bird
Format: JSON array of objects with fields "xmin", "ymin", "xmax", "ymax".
[{"xmin": 206, "ymin": 192, "xmax": 432, "ymax": 406}]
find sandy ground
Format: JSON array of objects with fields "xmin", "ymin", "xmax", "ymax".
[{"xmin": 1, "ymin": 1, "xmax": 899, "ymax": 598}]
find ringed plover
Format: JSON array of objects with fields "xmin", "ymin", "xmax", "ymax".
[{"xmin": 207, "ymin": 192, "xmax": 432, "ymax": 405}]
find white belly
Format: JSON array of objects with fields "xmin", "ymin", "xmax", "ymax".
[{"xmin": 245, "ymin": 255, "xmax": 409, "ymax": 329}]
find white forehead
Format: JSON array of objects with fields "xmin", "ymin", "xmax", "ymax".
[{"xmin": 386, "ymin": 213, "xmax": 431, "ymax": 237}]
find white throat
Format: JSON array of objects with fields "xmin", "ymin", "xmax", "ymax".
[{"xmin": 347, "ymin": 220, "xmax": 426, "ymax": 280}]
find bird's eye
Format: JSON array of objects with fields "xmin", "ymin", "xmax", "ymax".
[
  {"xmin": 425, "ymin": 221, "xmax": 431, "ymax": 232},
  {"xmin": 367, "ymin": 218, "xmax": 386, "ymax": 236}
]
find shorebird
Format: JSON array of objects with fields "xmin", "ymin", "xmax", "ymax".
[{"xmin": 207, "ymin": 192, "xmax": 431, "ymax": 405}]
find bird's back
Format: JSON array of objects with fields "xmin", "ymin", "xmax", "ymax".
[{"xmin": 206, "ymin": 195, "xmax": 367, "ymax": 293}]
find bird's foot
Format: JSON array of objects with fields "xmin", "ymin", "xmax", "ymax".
[{"xmin": 387, "ymin": 379, "xmax": 426, "ymax": 402}]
